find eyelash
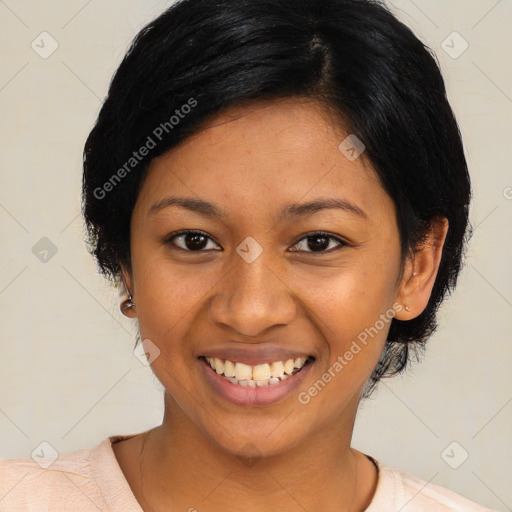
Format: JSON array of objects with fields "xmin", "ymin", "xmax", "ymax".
[{"xmin": 165, "ymin": 230, "xmax": 348, "ymax": 254}]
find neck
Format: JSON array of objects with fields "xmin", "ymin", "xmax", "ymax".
[{"xmin": 136, "ymin": 392, "xmax": 377, "ymax": 512}]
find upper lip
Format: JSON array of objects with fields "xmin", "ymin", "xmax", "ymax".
[{"xmin": 198, "ymin": 346, "xmax": 314, "ymax": 366}]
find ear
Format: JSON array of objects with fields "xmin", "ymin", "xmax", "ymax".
[
  {"xmin": 394, "ymin": 217, "xmax": 449, "ymax": 320},
  {"xmin": 120, "ymin": 265, "xmax": 137, "ymax": 319}
]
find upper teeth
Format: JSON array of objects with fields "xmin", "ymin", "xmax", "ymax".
[{"xmin": 206, "ymin": 356, "xmax": 308, "ymax": 382}]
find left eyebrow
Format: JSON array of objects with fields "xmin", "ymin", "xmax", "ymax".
[{"xmin": 278, "ymin": 197, "xmax": 367, "ymax": 221}]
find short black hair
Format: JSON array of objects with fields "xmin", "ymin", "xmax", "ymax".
[{"xmin": 82, "ymin": 0, "xmax": 471, "ymax": 396}]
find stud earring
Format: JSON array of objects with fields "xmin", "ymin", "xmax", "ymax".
[
  {"xmin": 404, "ymin": 304, "xmax": 411, "ymax": 312},
  {"xmin": 121, "ymin": 294, "xmax": 136, "ymax": 312}
]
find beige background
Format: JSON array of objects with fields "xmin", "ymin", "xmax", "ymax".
[{"xmin": 0, "ymin": 0, "xmax": 511, "ymax": 510}]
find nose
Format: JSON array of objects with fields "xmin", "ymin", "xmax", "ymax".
[{"xmin": 208, "ymin": 251, "xmax": 297, "ymax": 338}]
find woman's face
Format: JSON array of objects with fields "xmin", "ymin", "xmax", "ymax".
[{"xmin": 123, "ymin": 97, "xmax": 407, "ymax": 457}]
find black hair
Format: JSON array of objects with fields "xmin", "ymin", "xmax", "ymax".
[{"xmin": 82, "ymin": 0, "xmax": 471, "ymax": 397}]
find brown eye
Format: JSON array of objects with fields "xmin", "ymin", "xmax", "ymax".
[
  {"xmin": 166, "ymin": 231, "xmax": 221, "ymax": 252},
  {"xmin": 290, "ymin": 232, "xmax": 347, "ymax": 253}
]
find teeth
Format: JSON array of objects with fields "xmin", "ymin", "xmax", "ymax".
[
  {"xmin": 234, "ymin": 362, "xmax": 252, "ymax": 381},
  {"xmin": 283, "ymin": 359, "xmax": 295, "ymax": 374},
  {"xmin": 294, "ymin": 357, "xmax": 306, "ymax": 368},
  {"xmin": 223, "ymin": 359, "xmax": 236, "ymax": 377},
  {"xmin": 269, "ymin": 361, "xmax": 284, "ymax": 378},
  {"xmin": 204, "ymin": 355, "xmax": 310, "ymax": 387},
  {"xmin": 214, "ymin": 357, "xmax": 224, "ymax": 374},
  {"xmin": 252, "ymin": 363, "xmax": 271, "ymax": 381}
]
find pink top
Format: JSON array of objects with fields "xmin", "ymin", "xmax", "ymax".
[{"xmin": 0, "ymin": 434, "xmax": 495, "ymax": 511}]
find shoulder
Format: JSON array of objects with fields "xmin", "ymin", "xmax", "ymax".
[
  {"xmin": 367, "ymin": 459, "xmax": 497, "ymax": 511},
  {"xmin": 0, "ymin": 438, "xmax": 118, "ymax": 512}
]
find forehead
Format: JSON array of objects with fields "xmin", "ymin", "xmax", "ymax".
[{"xmin": 136, "ymin": 97, "xmax": 392, "ymax": 223}]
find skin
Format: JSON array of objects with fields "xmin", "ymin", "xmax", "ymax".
[{"xmin": 116, "ymin": 97, "xmax": 448, "ymax": 511}]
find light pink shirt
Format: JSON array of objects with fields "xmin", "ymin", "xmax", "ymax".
[{"xmin": 0, "ymin": 434, "xmax": 496, "ymax": 511}]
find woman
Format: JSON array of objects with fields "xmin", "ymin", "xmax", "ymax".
[{"xmin": 0, "ymin": 0, "xmax": 496, "ymax": 510}]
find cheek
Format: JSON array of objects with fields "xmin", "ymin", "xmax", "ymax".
[
  {"xmin": 301, "ymin": 259, "xmax": 398, "ymax": 328},
  {"xmin": 294, "ymin": 272, "xmax": 396, "ymax": 416},
  {"xmin": 133, "ymin": 269, "xmax": 203, "ymax": 393},
  {"xmin": 295, "ymin": 257, "xmax": 399, "ymax": 374},
  {"xmin": 130, "ymin": 253, "xmax": 211, "ymax": 343}
]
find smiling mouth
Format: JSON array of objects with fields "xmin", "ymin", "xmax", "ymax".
[{"xmin": 199, "ymin": 355, "xmax": 314, "ymax": 387}]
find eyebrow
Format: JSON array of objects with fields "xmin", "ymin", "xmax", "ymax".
[{"xmin": 149, "ymin": 195, "xmax": 367, "ymax": 220}]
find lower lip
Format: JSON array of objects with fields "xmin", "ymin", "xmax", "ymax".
[{"xmin": 198, "ymin": 357, "xmax": 314, "ymax": 407}]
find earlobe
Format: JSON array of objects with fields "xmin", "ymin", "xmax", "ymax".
[
  {"xmin": 395, "ymin": 217, "xmax": 449, "ymax": 320},
  {"xmin": 120, "ymin": 267, "xmax": 137, "ymax": 318}
]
